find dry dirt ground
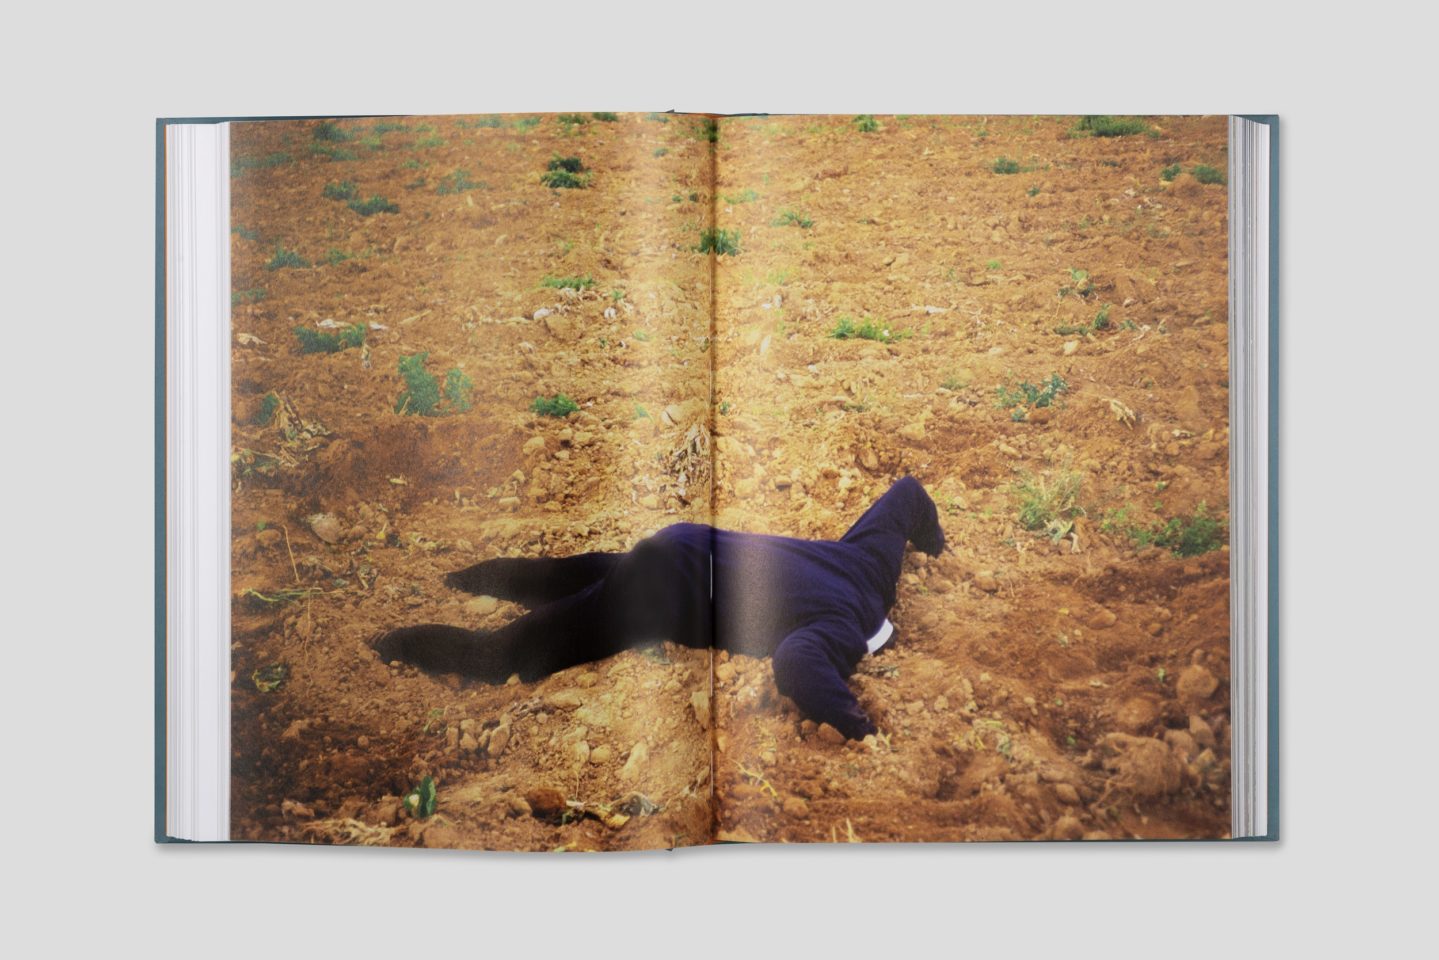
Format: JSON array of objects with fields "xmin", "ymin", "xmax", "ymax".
[{"xmin": 229, "ymin": 113, "xmax": 1230, "ymax": 849}]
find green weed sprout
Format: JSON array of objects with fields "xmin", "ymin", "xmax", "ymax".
[
  {"xmin": 293, "ymin": 323, "xmax": 366, "ymax": 354},
  {"xmin": 829, "ymin": 315, "xmax": 908, "ymax": 342},
  {"xmin": 347, "ymin": 195, "xmax": 398, "ymax": 216},
  {"xmin": 403, "ymin": 776, "xmax": 438, "ymax": 819},
  {"xmin": 698, "ymin": 228, "xmax": 741, "ymax": 256},
  {"xmin": 531, "ymin": 394, "xmax": 579, "ymax": 418},
  {"xmin": 265, "ymin": 245, "xmax": 310, "ymax": 270}
]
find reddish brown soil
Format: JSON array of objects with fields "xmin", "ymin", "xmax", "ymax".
[{"xmin": 229, "ymin": 113, "xmax": 1230, "ymax": 849}]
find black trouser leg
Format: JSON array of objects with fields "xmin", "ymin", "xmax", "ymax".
[
  {"xmin": 444, "ymin": 552, "xmax": 622, "ymax": 606},
  {"xmin": 377, "ymin": 536, "xmax": 711, "ymax": 682}
]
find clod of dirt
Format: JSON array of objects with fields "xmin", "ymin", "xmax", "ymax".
[
  {"xmin": 524, "ymin": 786, "xmax": 569, "ymax": 823},
  {"xmin": 1163, "ymin": 729, "xmax": 1198, "ymax": 761},
  {"xmin": 1175, "ymin": 664, "xmax": 1219, "ymax": 707},
  {"xmin": 421, "ymin": 824, "xmax": 461, "ymax": 848},
  {"xmin": 620, "ymin": 741, "xmax": 649, "ymax": 781},
  {"xmin": 590, "ymin": 744, "xmax": 614, "ymax": 765},
  {"xmin": 691, "ymin": 689, "xmax": 711, "ymax": 729},
  {"xmin": 816, "ymin": 723, "xmax": 846, "ymax": 745},
  {"xmin": 464, "ymin": 596, "xmax": 498, "ymax": 616},
  {"xmin": 1053, "ymin": 783, "xmax": 1081, "ymax": 805},
  {"xmin": 1087, "ymin": 607, "xmax": 1118, "ymax": 629},
  {"xmin": 783, "ymin": 796, "xmax": 811, "ymax": 818},
  {"xmin": 1052, "ymin": 815, "xmax": 1084, "ymax": 840},
  {"xmin": 1114, "ymin": 696, "xmax": 1162, "ymax": 734},
  {"xmin": 549, "ymin": 689, "xmax": 584, "ymax": 710},
  {"xmin": 488, "ymin": 723, "xmax": 512, "ymax": 758},
  {"xmin": 1188, "ymin": 714, "xmax": 1216, "ymax": 747},
  {"xmin": 307, "ymin": 513, "xmax": 344, "ymax": 544},
  {"xmin": 1099, "ymin": 733, "xmax": 1185, "ymax": 800}
]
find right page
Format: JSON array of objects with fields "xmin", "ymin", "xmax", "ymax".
[{"xmin": 709, "ymin": 114, "xmax": 1232, "ymax": 842}]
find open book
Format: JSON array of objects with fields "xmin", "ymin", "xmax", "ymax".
[{"xmin": 159, "ymin": 112, "xmax": 1277, "ymax": 848}]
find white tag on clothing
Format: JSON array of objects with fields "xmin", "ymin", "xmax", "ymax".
[{"xmin": 865, "ymin": 618, "xmax": 894, "ymax": 655}]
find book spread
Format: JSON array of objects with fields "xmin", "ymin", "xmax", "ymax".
[{"xmin": 160, "ymin": 112, "xmax": 1277, "ymax": 848}]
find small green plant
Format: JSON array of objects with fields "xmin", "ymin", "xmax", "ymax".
[
  {"xmin": 251, "ymin": 663, "xmax": 289, "ymax": 693},
  {"xmin": 372, "ymin": 120, "xmax": 410, "ymax": 134},
  {"xmin": 398, "ymin": 361, "xmax": 465, "ymax": 416},
  {"xmin": 347, "ymin": 195, "xmax": 398, "ymax": 216},
  {"xmin": 231, "ymin": 152, "xmax": 290, "ymax": 176},
  {"xmin": 985, "ymin": 259, "xmax": 1002, "ymax": 271},
  {"xmin": 465, "ymin": 115, "xmax": 504, "ymax": 129},
  {"xmin": 698, "ymin": 228, "xmax": 741, "ymax": 256},
  {"xmin": 1160, "ymin": 163, "xmax": 1182, "ymax": 182},
  {"xmin": 252, "ymin": 392, "xmax": 281, "ymax": 426},
  {"xmin": 591, "ymin": 111, "xmax": 619, "ymax": 122},
  {"xmin": 309, "ymin": 143, "xmax": 358, "ymax": 161},
  {"xmin": 293, "ymin": 322, "xmax": 365, "ymax": 354},
  {"xmin": 829, "ymin": 315, "xmax": 909, "ymax": 342},
  {"xmin": 644, "ymin": 112, "xmax": 670, "ymax": 124},
  {"xmin": 231, "ymin": 224, "xmax": 259, "ymax": 241},
  {"xmin": 1058, "ymin": 267, "xmax": 1094, "ymax": 299},
  {"xmin": 513, "ymin": 116, "xmax": 542, "ymax": 130},
  {"xmin": 541, "ymin": 169, "xmax": 589, "ymax": 189},
  {"xmin": 232, "ymin": 288, "xmax": 266, "ymax": 306},
  {"xmin": 403, "ymin": 776, "xmax": 438, "ymax": 819},
  {"xmin": 1071, "ymin": 115, "xmax": 1151, "ymax": 138},
  {"xmin": 1106, "ymin": 502, "xmax": 1225, "ymax": 556},
  {"xmin": 322, "ymin": 248, "xmax": 351, "ymax": 266},
  {"xmin": 322, "ymin": 180, "xmax": 358, "ymax": 201},
  {"xmin": 265, "ymin": 245, "xmax": 310, "ymax": 271},
  {"xmin": 414, "ymin": 134, "xmax": 445, "ymax": 148},
  {"xmin": 1154, "ymin": 503, "xmax": 1225, "ymax": 556},
  {"xmin": 996, "ymin": 373, "xmax": 1068, "ymax": 418},
  {"xmin": 540, "ymin": 274, "xmax": 594, "ymax": 290},
  {"xmin": 557, "ymin": 113, "xmax": 590, "ymax": 127},
  {"xmin": 395, "ymin": 354, "xmax": 472, "ymax": 417},
  {"xmin": 772, "ymin": 209, "xmax": 813, "ymax": 228},
  {"xmin": 531, "ymin": 394, "xmax": 579, "ymax": 418},
  {"xmin": 633, "ymin": 404, "xmax": 650, "ymax": 420},
  {"xmin": 1191, "ymin": 164, "xmax": 1226, "ymax": 185},
  {"xmin": 1055, "ymin": 303, "xmax": 1113, "ymax": 336},
  {"xmin": 632, "ymin": 329, "xmax": 651, "ymax": 342},
  {"xmin": 697, "ymin": 118, "xmax": 719, "ymax": 142},
  {"xmin": 1012, "ymin": 469, "xmax": 1085, "ymax": 535},
  {"xmin": 722, "ymin": 188, "xmax": 759, "ymax": 204},
  {"xmin": 653, "ymin": 147, "xmax": 669, "ymax": 157},
  {"xmin": 992, "ymin": 156, "xmax": 1022, "ymax": 175},
  {"xmin": 854, "ymin": 114, "xmax": 881, "ymax": 133},
  {"xmin": 396, "ymin": 354, "xmax": 440, "ymax": 415},
  {"xmin": 444, "ymin": 368, "xmax": 474, "ymax": 413},
  {"xmin": 436, "ymin": 169, "xmax": 482, "ymax": 195},
  {"xmin": 548, "ymin": 155, "xmax": 585, "ymax": 173},
  {"xmin": 1026, "ymin": 185, "xmax": 1040, "ymax": 197},
  {"xmin": 313, "ymin": 120, "xmax": 352, "ymax": 142}
]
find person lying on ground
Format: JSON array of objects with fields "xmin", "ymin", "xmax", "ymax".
[{"xmin": 374, "ymin": 475, "xmax": 946, "ymax": 740}]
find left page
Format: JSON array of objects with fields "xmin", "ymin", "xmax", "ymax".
[{"xmin": 228, "ymin": 112, "xmax": 716, "ymax": 850}]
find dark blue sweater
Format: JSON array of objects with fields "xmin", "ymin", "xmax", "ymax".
[{"xmin": 645, "ymin": 475, "xmax": 946, "ymax": 737}]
